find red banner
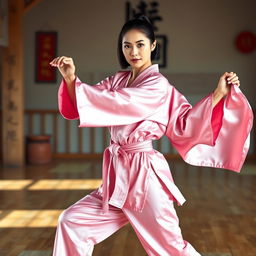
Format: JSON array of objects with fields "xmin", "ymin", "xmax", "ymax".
[{"xmin": 35, "ymin": 31, "xmax": 57, "ymax": 83}]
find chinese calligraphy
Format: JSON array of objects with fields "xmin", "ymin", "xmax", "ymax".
[
  {"xmin": 5, "ymin": 53, "xmax": 18, "ymax": 141},
  {"xmin": 126, "ymin": 0, "xmax": 162, "ymax": 31},
  {"xmin": 125, "ymin": 1, "xmax": 167, "ymax": 68},
  {"xmin": 2, "ymin": 0, "xmax": 24, "ymax": 166},
  {"xmin": 35, "ymin": 32, "xmax": 57, "ymax": 83}
]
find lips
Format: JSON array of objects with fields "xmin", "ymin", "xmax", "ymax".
[{"xmin": 131, "ymin": 59, "xmax": 141, "ymax": 62}]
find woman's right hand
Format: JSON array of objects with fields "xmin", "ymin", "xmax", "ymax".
[{"xmin": 50, "ymin": 56, "xmax": 76, "ymax": 82}]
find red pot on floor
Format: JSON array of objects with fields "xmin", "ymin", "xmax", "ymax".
[{"xmin": 26, "ymin": 135, "xmax": 52, "ymax": 164}]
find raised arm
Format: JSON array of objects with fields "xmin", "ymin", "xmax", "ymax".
[
  {"xmin": 165, "ymin": 72, "xmax": 252, "ymax": 172},
  {"xmin": 50, "ymin": 57, "xmax": 168, "ymax": 126},
  {"xmin": 50, "ymin": 56, "xmax": 113, "ymax": 120},
  {"xmin": 50, "ymin": 56, "xmax": 77, "ymax": 103},
  {"xmin": 74, "ymin": 74, "xmax": 168, "ymax": 127},
  {"xmin": 212, "ymin": 71, "xmax": 240, "ymax": 107}
]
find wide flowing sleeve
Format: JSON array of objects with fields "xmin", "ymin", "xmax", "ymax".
[
  {"xmin": 58, "ymin": 76, "xmax": 113, "ymax": 120},
  {"xmin": 74, "ymin": 74, "xmax": 168, "ymax": 127},
  {"xmin": 165, "ymin": 84, "xmax": 253, "ymax": 172}
]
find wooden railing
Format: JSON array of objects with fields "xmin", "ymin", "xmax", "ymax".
[
  {"xmin": 24, "ymin": 110, "xmax": 177, "ymax": 159},
  {"xmin": 24, "ymin": 109, "xmax": 256, "ymax": 160},
  {"xmin": 0, "ymin": 109, "xmax": 116, "ymax": 161},
  {"xmin": 0, "ymin": 109, "xmax": 254, "ymax": 160}
]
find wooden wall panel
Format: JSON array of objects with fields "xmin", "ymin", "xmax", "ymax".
[{"xmin": 1, "ymin": 0, "xmax": 24, "ymax": 166}]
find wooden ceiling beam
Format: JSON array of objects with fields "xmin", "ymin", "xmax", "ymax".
[{"xmin": 23, "ymin": 0, "xmax": 44, "ymax": 14}]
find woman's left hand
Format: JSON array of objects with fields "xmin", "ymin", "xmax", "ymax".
[{"xmin": 216, "ymin": 72, "xmax": 240, "ymax": 97}]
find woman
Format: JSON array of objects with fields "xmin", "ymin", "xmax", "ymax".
[{"xmin": 50, "ymin": 16, "xmax": 252, "ymax": 256}]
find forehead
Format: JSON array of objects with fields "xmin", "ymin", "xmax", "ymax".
[{"xmin": 122, "ymin": 29, "xmax": 150, "ymax": 43}]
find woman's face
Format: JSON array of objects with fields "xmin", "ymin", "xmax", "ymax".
[{"xmin": 122, "ymin": 29, "xmax": 156, "ymax": 71}]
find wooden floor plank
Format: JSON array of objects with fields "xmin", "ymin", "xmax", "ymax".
[{"xmin": 0, "ymin": 159, "xmax": 255, "ymax": 255}]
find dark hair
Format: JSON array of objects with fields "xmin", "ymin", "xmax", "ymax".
[{"xmin": 117, "ymin": 15, "xmax": 158, "ymax": 69}]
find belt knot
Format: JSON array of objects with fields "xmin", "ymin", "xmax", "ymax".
[
  {"xmin": 109, "ymin": 140, "xmax": 153, "ymax": 155},
  {"xmin": 102, "ymin": 140, "xmax": 153, "ymax": 213}
]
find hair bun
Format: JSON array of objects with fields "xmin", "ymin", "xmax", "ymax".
[{"xmin": 135, "ymin": 15, "xmax": 152, "ymax": 24}]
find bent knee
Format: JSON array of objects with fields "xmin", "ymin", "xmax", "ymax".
[{"xmin": 58, "ymin": 208, "xmax": 74, "ymax": 225}]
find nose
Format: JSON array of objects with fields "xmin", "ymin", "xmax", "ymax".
[{"xmin": 131, "ymin": 46, "xmax": 138, "ymax": 56}]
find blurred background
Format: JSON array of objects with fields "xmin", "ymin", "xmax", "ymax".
[
  {"xmin": 0, "ymin": 0, "xmax": 255, "ymax": 255},
  {"xmin": 1, "ymin": 0, "xmax": 255, "ymax": 160}
]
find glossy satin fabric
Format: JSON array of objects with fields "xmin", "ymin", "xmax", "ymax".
[
  {"xmin": 165, "ymin": 81, "xmax": 253, "ymax": 172},
  {"xmin": 53, "ymin": 170, "xmax": 201, "ymax": 256},
  {"xmin": 56, "ymin": 64, "xmax": 252, "ymax": 255},
  {"xmin": 102, "ymin": 139, "xmax": 154, "ymax": 213},
  {"xmin": 58, "ymin": 64, "xmax": 253, "ymax": 213}
]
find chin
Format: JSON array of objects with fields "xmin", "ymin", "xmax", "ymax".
[{"xmin": 130, "ymin": 62, "xmax": 144, "ymax": 69}]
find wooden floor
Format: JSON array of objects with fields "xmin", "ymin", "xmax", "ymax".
[{"xmin": 0, "ymin": 158, "xmax": 256, "ymax": 256}]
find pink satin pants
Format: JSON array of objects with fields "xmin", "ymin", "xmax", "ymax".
[{"xmin": 53, "ymin": 171, "xmax": 201, "ymax": 256}]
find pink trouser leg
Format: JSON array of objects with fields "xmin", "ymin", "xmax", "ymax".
[
  {"xmin": 53, "ymin": 171, "xmax": 201, "ymax": 256},
  {"xmin": 123, "ymin": 170, "xmax": 201, "ymax": 256},
  {"xmin": 52, "ymin": 192, "xmax": 128, "ymax": 256}
]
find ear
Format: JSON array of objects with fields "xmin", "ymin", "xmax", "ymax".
[{"xmin": 151, "ymin": 40, "xmax": 157, "ymax": 51}]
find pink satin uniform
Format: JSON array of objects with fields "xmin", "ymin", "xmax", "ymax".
[{"xmin": 53, "ymin": 64, "xmax": 253, "ymax": 256}]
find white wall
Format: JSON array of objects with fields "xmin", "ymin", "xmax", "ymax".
[{"xmin": 23, "ymin": 0, "xmax": 256, "ymax": 109}]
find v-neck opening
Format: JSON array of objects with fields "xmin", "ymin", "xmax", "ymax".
[
  {"xmin": 125, "ymin": 64, "xmax": 159, "ymax": 88},
  {"xmin": 125, "ymin": 72, "xmax": 132, "ymax": 88}
]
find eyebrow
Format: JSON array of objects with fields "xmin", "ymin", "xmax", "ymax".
[{"xmin": 123, "ymin": 40, "xmax": 145, "ymax": 44}]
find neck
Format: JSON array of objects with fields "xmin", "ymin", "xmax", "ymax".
[{"xmin": 131, "ymin": 62, "xmax": 152, "ymax": 80}]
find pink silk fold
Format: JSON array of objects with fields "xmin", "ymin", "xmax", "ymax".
[
  {"xmin": 165, "ymin": 83, "xmax": 253, "ymax": 172},
  {"xmin": 58, "ymin": 64, "xmax": 253, "ymax": 212},
  {"xmin": 102, "ymin": 140, "xmax": 154, "ymax": 213}
]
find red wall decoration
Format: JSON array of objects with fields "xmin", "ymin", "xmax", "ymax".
[
  {"xmin": 35, "ymin": 31, "xmax": 57, "ymax": 83},
  {"xmin": 235, "ymin": 31, "xmax": 256, "ymax": 54}
]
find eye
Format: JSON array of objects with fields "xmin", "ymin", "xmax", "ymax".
[
  {"xmin": 137, "ymin": 43, "xmax": 144, "ymax": 48},
  {"xmin": 124, "ymin": 45, "xmax": 130, "ymax": 49}
]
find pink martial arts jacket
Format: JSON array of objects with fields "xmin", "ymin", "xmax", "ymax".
[{"xmin": 58, "ymin": 64, "xmax": 253, "ymax": 213}]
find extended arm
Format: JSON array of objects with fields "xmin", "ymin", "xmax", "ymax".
[
  {"xmin": 212, "ymin": 72, "xmax": 240, "ymax": 107},
  {"xmin": 50, "ymin": 56, "xmax": 168, "ymax": 126},
  {"xmin": 165, "ymin": 75, "xmax": 252, "ymax": 172}
]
